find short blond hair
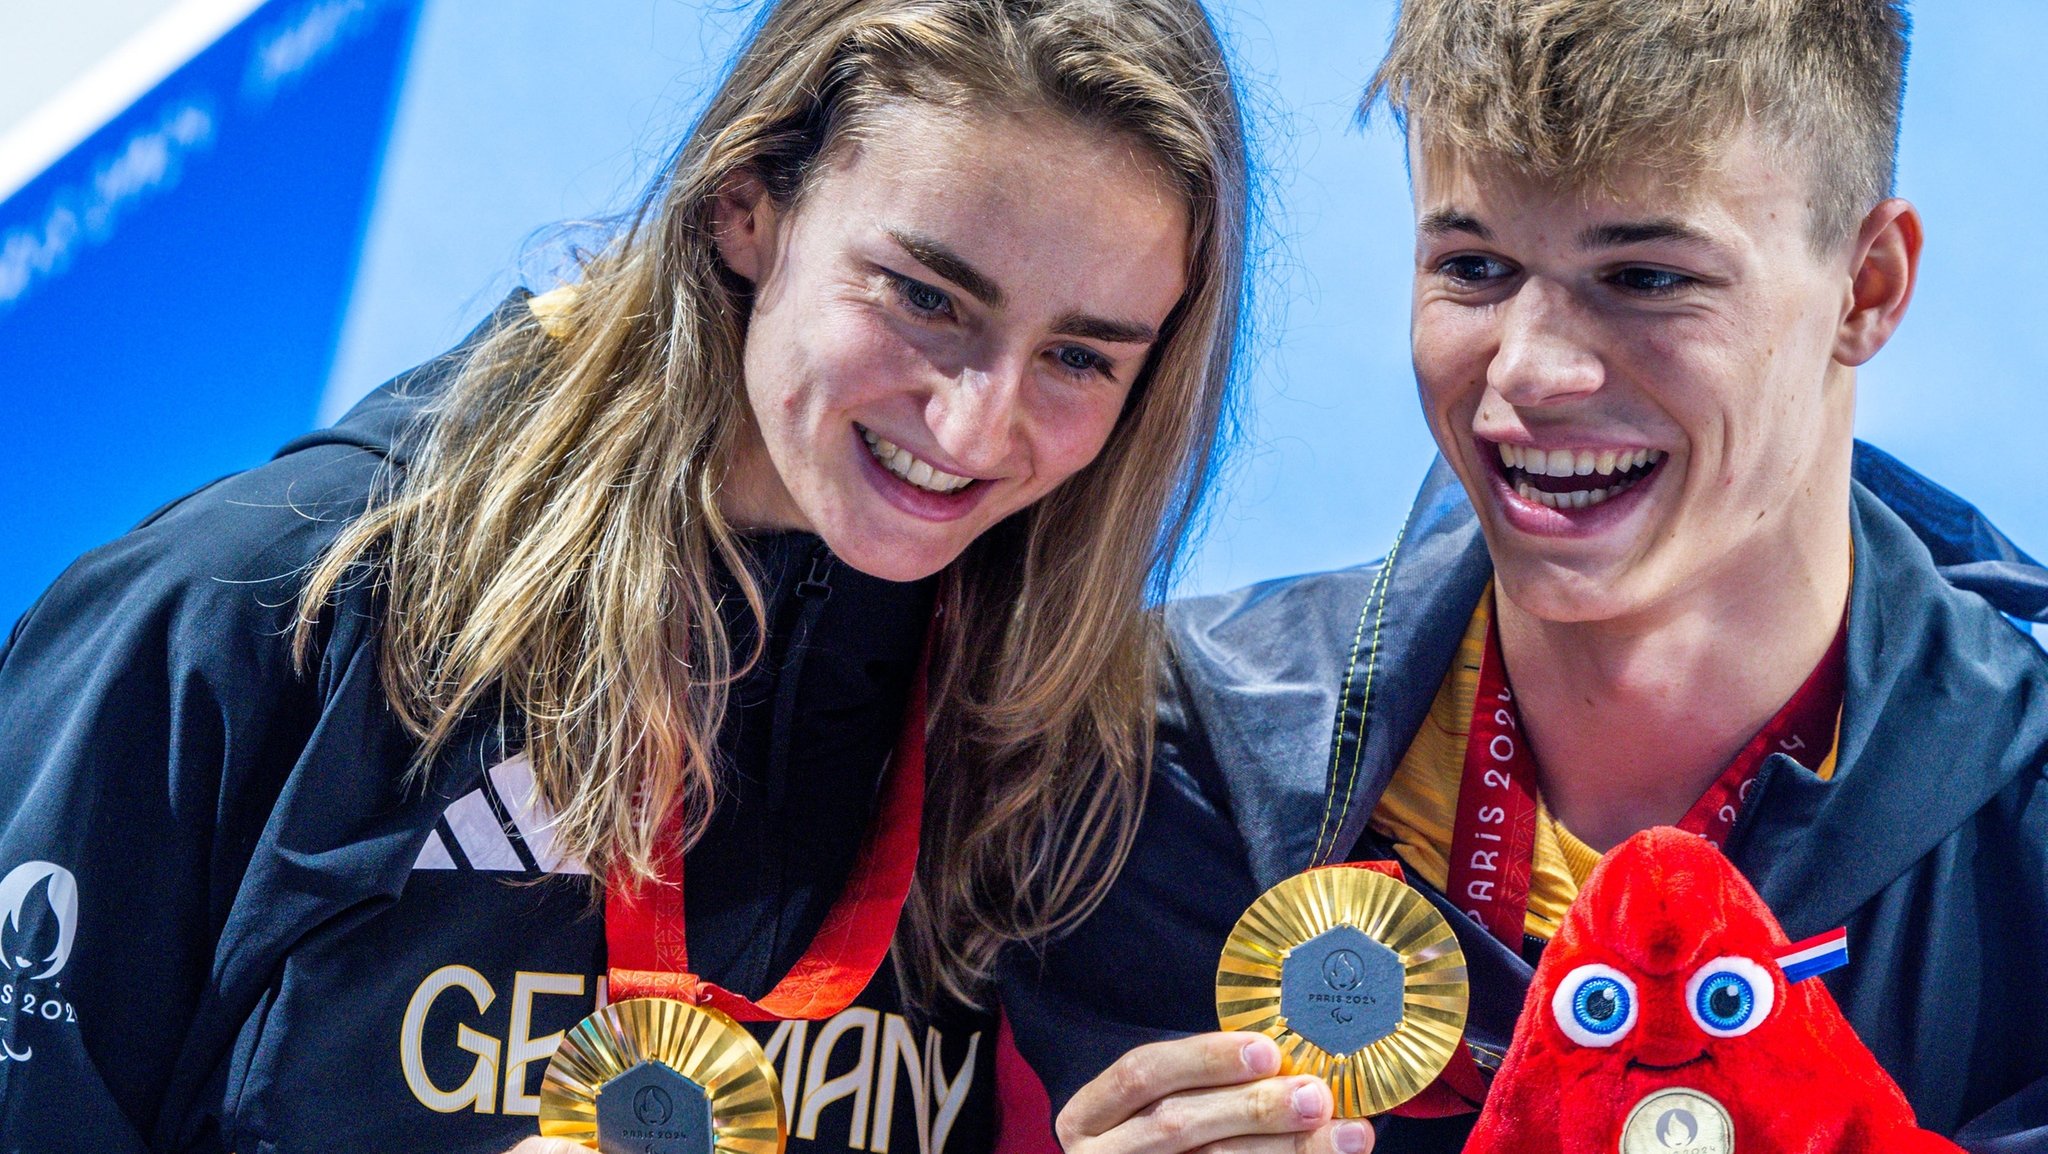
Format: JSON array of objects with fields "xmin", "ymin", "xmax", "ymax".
[{"xmin": 1364, "ymin": 0, "xmax": 1910, "ymax": 245}]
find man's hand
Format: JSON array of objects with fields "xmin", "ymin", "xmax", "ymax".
[{"xmin": 1056, "ymin": 1033, "xmax": 1374, "ymax": 1154}]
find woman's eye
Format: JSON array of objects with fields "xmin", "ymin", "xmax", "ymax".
[
  {"xmin": 889, "ymin": 273, "xmax": 954, "ymax": 319},
  {"xmin": 1055, "ymin": 346, "xmax": 1111, "ymax": 377},
  {"xmin": 1685, "ymin": 957, "xmax": 1774, "ymax": 1038},
  {"xmin": 1612, "ymin": 266, "xmax": 1694, "ymax": 296},
  {"xmin": 1438, "ymin": 255, "xmax": 1512, "ymax": 285},
  {"xmin": 1551, "ymin": 963, "xmax": 1639, "ymax": 1047}
]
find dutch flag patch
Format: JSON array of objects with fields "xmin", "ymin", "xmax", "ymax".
[{"xmin": 1776, "ymin": 927, "xmax": 1850, "ymax": 984}]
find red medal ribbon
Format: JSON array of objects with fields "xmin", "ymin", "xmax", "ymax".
[
  {"xmin": 604, "ymin": 651, "xmax": 928, "ymax": 1022},
  {"xmin": 1444, "ymin": 632, "xmax": 1543, "ymax": 950},
  {"xmin": 1446, "ymin": 612, "xmax": 1847, "ymax": 951}
]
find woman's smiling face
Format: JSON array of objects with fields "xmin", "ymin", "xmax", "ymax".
[{"xmin": 713, "ymin": 102, "xmax": 1191, "ymax": 582}]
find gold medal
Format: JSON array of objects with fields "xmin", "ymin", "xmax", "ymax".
[
  {"xmin": 1216, "ymin": 867, "xmax": 1469, "ymax": 1116},
  {"xmin": 1618, "ymin": 1088, "xmax": 1734, "ymax": 1154},
  {"xmin": 539, "ymin": 997, "xmax": 787, "ymax": 1154}
]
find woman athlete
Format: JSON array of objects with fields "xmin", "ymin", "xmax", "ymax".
[{"xmin": 0, "ymin": 2, "xmax": 1251, "ymax": 1151}]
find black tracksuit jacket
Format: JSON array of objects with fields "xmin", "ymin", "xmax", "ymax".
[{"xmin": 0, "ymin": 316, "xmax": 997, "ymax": 1153}]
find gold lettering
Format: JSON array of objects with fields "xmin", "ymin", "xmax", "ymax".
[
  {"xmin": 928, "ymin": 1028, "xmax": 980, "ymax": 1154},
  {"xmin": 502, "ymin": 971, "xmax": 586, "ymax": 1115},
  {"xmin": 869, "ymin": 1014, "xmax": 929, "ymax": 1154},
  {"xmin": 797, "ymin": 1007, "xmax": 879, "ymax": 1145},
  {"xmin": 762, "ymin": 1019, "xmax": 810, "ymax": 1126},
  {"xmin": 399, "ymin": 965, "xmax": 500, "ymax": 1114}
]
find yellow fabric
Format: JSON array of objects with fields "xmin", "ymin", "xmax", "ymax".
[
  {"xmin": 1369, "ymin": 588, "xmax": 1585, "ymax": 940},
  {"xmin": 1549, "ymin": 821, "xmax": 1606, "ymax": 888},
  {"xmin": 1369, "ymin": 585, "xmax": 1843, "ymax": 940}
]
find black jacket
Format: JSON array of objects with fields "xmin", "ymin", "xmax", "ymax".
[
  {"xmin": 0, "ymin": 310, "xmax": 996, "ymax": 1154},
  {"xmin": 1002, "ymin": 448, "xmax": 2048, "ymax": 1152}
]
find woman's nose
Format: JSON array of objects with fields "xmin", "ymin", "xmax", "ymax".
[
  {"xmin": 926, "ymin": 360, "xmax": 1026, "ymax": 476},
  {"xmin": 1488, "ymin": 280, "xmax": 1605, "ymax": 407}
]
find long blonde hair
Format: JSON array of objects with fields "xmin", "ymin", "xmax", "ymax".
[{"xmin": 298, "ymin": 0, "xmax": 1249, "ymax": 1004}]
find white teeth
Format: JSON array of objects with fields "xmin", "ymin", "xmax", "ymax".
[
  {"xmin": 1513, "ymin": 468, "xmax": 1651, "ymax": 512},
  {"xmin": 1502, "ymin": 442, "xmax": 1668, "ymax": 514},
  {"xmin": 1503, "ymin": 446, "xmax": 1665, "ymax": 476},
  {"xmin": 862, "ymin": 428, "xmax": 974, "ymax": 494}
]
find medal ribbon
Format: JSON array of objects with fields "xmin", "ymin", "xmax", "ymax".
[
  {"xmin": 604, "ymin": 649, "xmax": 929, "ymax": 1022},
  {"xmin": 1446, "ymin": 613, "xmax": 1847, "ymax": 951}
]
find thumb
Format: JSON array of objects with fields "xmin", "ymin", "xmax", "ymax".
[
  {"xmin": 504, "ymin": 1140, "xmax": 592, "ymax": 1153},
  {"xmin": 1298, "ymin": 1118, "xmax": 1376, "ymax": 1154}
]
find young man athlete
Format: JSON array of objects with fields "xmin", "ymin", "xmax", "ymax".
[{"xmin": 1001, "ymin": 2, "xmax": 2048, "ymax": 1152}]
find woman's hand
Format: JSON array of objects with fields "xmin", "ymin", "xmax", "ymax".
[{"xmin": 1056, "ymin": 1033, "xmax": 1375, "ymax": 1154}]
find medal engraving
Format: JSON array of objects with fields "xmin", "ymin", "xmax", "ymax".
[
  {"xmin": 540, "ymin": 998, "xmax": 786, "ymax": 1154},
  {"xmin": 1618, "ymin": 1087, "xmax": 1734, "ymax": 1154},
  {"xmin": 595, "ymin": 1060, "xmax": 715, "ymax": 1154},
  {"xmin": 1279, "ymin": 925, "xmax": 1404, "ymax": 1055},
  {"xmin": 1218, "ymin": 867, "xmax": 1469, "ymax": 1116}
]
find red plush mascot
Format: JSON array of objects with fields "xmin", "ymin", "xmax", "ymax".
[{"xmin": 1464, "ymin": 827, "xmax": 1960, "ymax": 1154}]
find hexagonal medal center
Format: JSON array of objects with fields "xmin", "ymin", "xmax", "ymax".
[
  {"xmin": 1279, "ymin": 924, "xmax": 1404, "ymax": 1056},
  {"xmin": 596, "ymin": 1059, "xmax": 715, "ymax": 1154}
]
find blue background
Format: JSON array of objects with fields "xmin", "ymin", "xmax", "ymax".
[
  {"xmin": 0, "ymin": 0, "xmax": 421, "ymax": 623},
  {"xmin": 6, "ymin": 0, "xmax": 2044, "ymax": 625}
]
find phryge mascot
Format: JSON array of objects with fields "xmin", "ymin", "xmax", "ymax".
[{"xmin": 1464, "ymin": 827, "xmax": 1959, "ymax": 1154}]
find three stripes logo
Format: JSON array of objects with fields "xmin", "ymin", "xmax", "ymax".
[{"xmin": 412, "ymin": 754, "xmax": 586, "ymax": 875}]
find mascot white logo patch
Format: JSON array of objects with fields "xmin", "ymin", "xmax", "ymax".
[{"xmin": 0, "ymin": 862, "xmax": 76, "ymax": 980}]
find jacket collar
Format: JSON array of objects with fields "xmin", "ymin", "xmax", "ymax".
[
  {"xmin": 1322, "ymin": 456, "xmax": 1491, "ymax": 870},
  {"xmin": 1731, "ymin": 483, "xmax": 2048, "ymax": 936},
  {"xmin": 1317, "ymin": 445, "xmax": 2048, "ymax": 937}
]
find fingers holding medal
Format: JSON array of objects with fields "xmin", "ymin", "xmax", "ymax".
[
  {"xmin": 1216, "ymin": 865, "xmax": 1469, "ymax": 1118},
  {"xmin": 1057, "ymin": 1032, "xmax": 1374, "ymax": 1154}
]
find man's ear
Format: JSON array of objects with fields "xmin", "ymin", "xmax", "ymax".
[
  {"xmin": 1834, "ymin": 198, "xmax": 1922, "ymax": 367},
  {"xmin": 709, "ymin": 169, "xmax": 780, "ymax": 285}
]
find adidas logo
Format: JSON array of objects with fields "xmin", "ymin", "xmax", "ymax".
[{"xmin": 412, "ymin": 754, "xmax": 587, "ymax": 875}]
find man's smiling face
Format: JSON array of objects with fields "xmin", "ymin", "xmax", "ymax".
[{"xmin": 1409, "ymin": 127, "xmax": 1866, "ymax": 626}]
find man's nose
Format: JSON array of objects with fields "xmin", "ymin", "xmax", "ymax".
[
  {"xmin": 1488, "ymin": 279, "xmax": 1604, "ymax": 406},
  {"xmin": 927, "ymin": 358, "xmax": 1026, "ymax": 475}
]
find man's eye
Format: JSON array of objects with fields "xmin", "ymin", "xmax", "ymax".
[
  {"xmin": 1613, "ymin": 267, "xmax": 1694, "ymax": 296},
  {"xmin": 890, "ymin": 274, "xmax": 954, "ymax": 318},
  {"xmin": 1437, "ymin": 255, "xmax": 1512, "ymax": 285}
]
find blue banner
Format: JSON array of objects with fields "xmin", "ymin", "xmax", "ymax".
[{"xmin": 0, "ymin": 0, "xmax": 421, "ymax": 626}]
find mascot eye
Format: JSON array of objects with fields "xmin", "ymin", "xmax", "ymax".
[
  {"xmin": 1685, "ymin": 956, "xmax": 1776, "ymax": 1038},
  {"xmin": 1551, "ymin": 963, "xmax": 1639, "ymax": 1047}
]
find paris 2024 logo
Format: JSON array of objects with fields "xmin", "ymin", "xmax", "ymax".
[{"xmin": 0, "ymin": 861, "xmax": 81, "ymax": 1062}]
